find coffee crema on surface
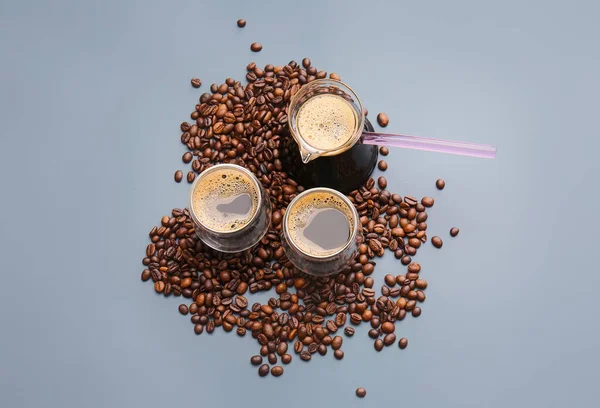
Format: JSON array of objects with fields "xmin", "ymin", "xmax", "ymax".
[
  {"xmin": 295, "ymin": 93, "xmax": 358, "ymax": 151},
  {"xmin": 191, "ymin": 168, "xmax": 259, "ymax": 232},
  {"xmin": 286, "ymin": 190, "xmax": 355, "ymax": 257}
]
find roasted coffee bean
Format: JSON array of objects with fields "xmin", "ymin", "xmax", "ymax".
[
  {"xmin": 331, "ymin": 336, "xmax": 343, "ymax": 350},
  {"xmin": 356, "ymin": 388, "xmax": 367, "ymax": 398},
  {"xmin": 281, "ymin": 354, "xmax": 292, "ymax": 364},
  {"xmin": 368, "ymin": 329, "xmax": 380, "ymax": 339},
  {"xmin": 141, "ymin": 269, "xmax": 151, "ymax": 281},
  {"xmin": 383, "ymin": 333, "xmax": 396, "ymax": 346},
  {"xmin": 251, "ymin": 355, "xmax": 263, "ymax": 365},
  {"xmin": 277, "ymin": 342, "xmax": 288, "ymax": 356},
  {"xmin": 271, "ymin": 365, "xmax": 284, "ymax": 377},
  {"xmin": 191, "ymin": 78, "xmax": 202, "ymax": 88},
  {"xmin": 250, "ymin": 43, "xmax": 263, "ymax": 52},
  {"xmin": 436, "ymin": 179, "xmax": 445, "ymax": 190},
  {"xmin": 182, "ymin": 152, "xmax": 193, "ymax": 163},
  {"xmin": 178, "ymin": 304, "xmax": 189, "ymax": 315},
  {"xmin": 377, "ymin": 112, "xmax": 389, "ymax": 127},
  {"xmin": 415, "ymin": 279, "xmax": 428, "ymax": 289},
  {"xmin": 381, "ymin": 321, "xmax": 395, "ymax": 334},
  {"xmin": 401, "ymin": 255, "xmax": 412, "ymax": 265},
  {"xmin": 174, "ymin": 170, "xmax": 183, "ymax": 183},
  {"xmin": 374, "ymin": 339, "xmax": 384, "ymax": 351},
  {"xmin": 378, "ymin": 177, "xmax": 387, "ymax": 189},
  {"xmin": 384, "ymin": 274, "xmax": 396, "ymax": 286},
  {"xmin": 268, "ymin": 353, "xmax": 277, "ymax": 364},
  {"xmin": 398, "ymin": 337, "xmax": 408, "ymax": 349},
  {"xmin": 408, "ymin": 262, "xmax": 421, "ymax": 273},
  {"xmin": 187, "ymin": 171, "xmax": 195, "ymax": 183},
  {"xmin": 344, "ymin": 327, "xmax": 355, "ymax": 337},
  {"xmin": 294, "ymin": 341, "xmax": 303, "ymax": 354},
  {"xmin": 300, "ymin": 350, "xmax": 311, "ymax": 361},
  {"xmin": 450, "ymin": 227, "xmax": 459, "ymax": 237},
  {"xmin": 154, "ymin": 281, "xmax": 165, "ymax": 293},
  {"xmin": 194, "ymin": 324, "xmax": 204, "ymax": 335},
  {"xmin": 379, "ymin": 146, "xmax": 389, "ymax": 156},
  {"xmin": 334, "ymin": 349, "xmax": 344, "ymax": 360},
  {"xmin": 421, "ymin": 197, "xmax": 434, "ymax": 207},
  {"xmin": 431, "ymin": 236, "xmax": 443, "ymax": 248},
  {"xmin": 258, "ymin": 364, "xmax": 270, "ymax": 377},
  {"xmin": 237, "ymin": 19, "xmax": 246, "ymax": 27},
  {"xmin": 378, "ymin": 160, "xmax": 388, "ymax": 171},
  {"xmin": 412, "ymin": 307, "xmax": 422, "ymax": 317}
]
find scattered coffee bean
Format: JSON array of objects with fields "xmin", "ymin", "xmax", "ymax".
[
  {"xmin": 398, "ymin": 337, "xmax": 408, "ymax": 349},
  {"xmin": 412, "ymin": 307, "xmax": 422, "ymax": 317},
  {"xmin": 251, "ymin": 355, "xmax": 263, "ymax": 365},
  {"xmin": 436, "ymin": 179, "xmax": 445, "ymax": 190},
  {"xmin": 330, "ymin": 72, "xmax": 340, "ymax": 80},
  {"xmin": 383, "ymin": 333, "xmax": 396, "ymax": 346},
  {"xmin": 374, "ymin": 339, "xmax": 384, "ymax": 351},
  {"xmin": 356, "ymin": 388, "xmax": 367, "ymax": 398},
  {"xmin": 174, "ymin": 170, "xmax": 183, "ymax": 183},
  {"xmin": 384, "ymin": 274, "xmax": 396, "ymax": 286},
  {"xmin": 178, "ymin": 304, "xmax": 188, "ymax": 315},
  {"xmin": 281, "ymin": 354, "xmax": 292, "ymax": 364},
  {"xmin": 431, "ymin": 236, "xmax": 443, "ymax": 248},
  {"xmin": 154, "ymin": 281, "xmax": 165, "ymax": 293},
  {"xmin": 450, "ymin": 227, "xmax": 459, "ymax": 237},
  {"xmin": 190, "ymin": 78, "xmax": 202, "ymax": 88},
  {"xmin": 334, "ymin": 349, "xmax": 344, "ymax": 360},
  {"xmin": 182, "ymin": 152, "xmax": 193, "ymax": 163},
  {"xmin": 421, "ymin": 197, "xmax": 434, "ymax": 207},
  {"xmin": 268, "ymin": 353, "xmax": 277, "ymax": 364},
  {"xmin": 258, "ymin": 364, "xmax": 269, "ymax": 377},
  {"xmin": 186, "ymin": 171, "xmax": 195, "ymax": 183},
  {"xmin": 344, "ymin": 327, "xmax": 355, "ymax": 337},
  {"xmin": 378, "ymin": 177, "xmax": 387, "ymax": 189},
  {"xmin": 379, "ymin": 146, "xmax": 389, "ymax": 156},
  {"xmin": 250, "ymin": 43, "xmax": 262, "ymax": 52},
  {"xmin": 377, "ymin": 112, "xmax": 389, "ymax": 127},
  {"xmin": 378, "ymin": 160, "xmax": 388, "ymax": 171},
  {"xmin": 381, "ymin": 322, "xmax": 395, "ymax": 334},
  {"xmin": 237, "ymin": 19, "xmax": 246, "ymax": 27},
  {"xmin": 271, "ymin": 366, "xmax": 284, "ymax": 377}
]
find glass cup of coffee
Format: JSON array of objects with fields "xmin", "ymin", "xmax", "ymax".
[
  {"xmin": 280, "ymin": 187, "xmax": 361, "ymax": 276},
  {"xmin": 188, "ymin": 164, "xmax": 271, "ymax": 253}
]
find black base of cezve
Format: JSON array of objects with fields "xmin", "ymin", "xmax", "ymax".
[{"xmin": 284, "ymin": 117, "xmax": 379, "ymax": 194}]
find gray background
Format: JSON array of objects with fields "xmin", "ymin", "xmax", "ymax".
[{"xmin": 1, "ymin": 0, "xmax": 599, "ymax": 407}]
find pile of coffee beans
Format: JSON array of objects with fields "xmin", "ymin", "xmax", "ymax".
[{"xmin": 143, "ymin": 58, "xmax": 455, "ymax": 379}]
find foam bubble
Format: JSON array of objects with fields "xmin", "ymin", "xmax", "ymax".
[
  {"xmin": 295, "ymin": 93, "xmax": 357, "ymax": 151},
  {"xmin": 191, "ymin": 168, "xmax": 259, "ymax": 232}
]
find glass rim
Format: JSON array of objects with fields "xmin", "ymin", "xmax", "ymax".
[
  {"xmin": 288, "ymin": 78, "xmax": 365, "ymax": 157},
  {"xmin": 188, "ymin": 163, "xmax": 263, "ymax": 235},
  {"xmin": 282, "ymin": 187, "xmax": 359, "ymax": 260}
]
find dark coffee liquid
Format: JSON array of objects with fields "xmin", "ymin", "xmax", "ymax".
[
  {"xmin": 216, "ymin": 193, "xmax": 253, "ymax": 217},
  {"xmin": 302, "ymin": 208, "xmax": 350, "ymax": 253},
  {"xmin": 283, "ymin": 118, "xmax": 378, "ymax": 194}
]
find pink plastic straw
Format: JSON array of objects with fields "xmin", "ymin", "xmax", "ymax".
[{"xmin": 362, "ymin": 132, "xmax": 496, "ymax": 159}]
